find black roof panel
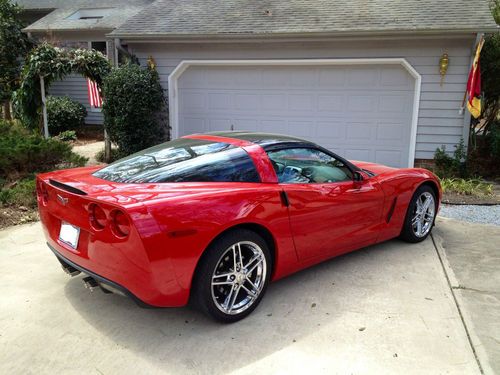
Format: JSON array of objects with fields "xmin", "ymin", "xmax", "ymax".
[{"xmin": 205, "ymin": 131, "xmax": 313, "ymax": 147}]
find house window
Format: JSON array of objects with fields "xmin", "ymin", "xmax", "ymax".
[
  {"xmin": 66, "ymin": 8, "xmax": 113, "ymax": 20},
  {"xmin": 90, "ymin": 41, "xmax": 107, "ymax": 56}
]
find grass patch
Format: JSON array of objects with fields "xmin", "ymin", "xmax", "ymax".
[
  {"xmin": 0, "ymin": 177, "xmax": 37, "ymax": 208},
  {"xmin": 440, "ymin": 178, "xmax": 493, "ymax": 196}
]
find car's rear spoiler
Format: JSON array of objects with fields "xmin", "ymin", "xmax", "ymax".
[{"xmin": 49, "ymin": 179, "xmax": 88, "ymax": 196}]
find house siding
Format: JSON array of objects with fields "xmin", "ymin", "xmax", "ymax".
[
  {"xmin": 50, "ymin": 74, "xmax": 103, "ymax": 125},
  {"xmin": 45, "ymin": 33, "xmax": 112, "ymax": 126},
  {"xmin": 128, "ymin": 37, "xmax": 475, "ymax": 160}
]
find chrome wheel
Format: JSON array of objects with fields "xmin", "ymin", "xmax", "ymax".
[
  {"xmin": 211, "ymin": 241, "xmax": 267, "ymax": 315},
  {"xmin": 411, "ymin": 191, "xmax": 435, "ymax": 238}
]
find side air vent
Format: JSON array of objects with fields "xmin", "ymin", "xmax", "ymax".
[
  {"xmin": 386, "ymin": 197, "xmax": 398, "ymax": 223},
  {"xmin": 49, "ymin": 179, "xmax": 87, "ymax": 196}
]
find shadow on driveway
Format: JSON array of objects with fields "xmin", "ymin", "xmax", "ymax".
[{"xmin": 58, "ymin": 238, "xmax": 477, "ymax": 374}]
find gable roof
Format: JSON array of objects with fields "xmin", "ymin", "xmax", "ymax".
[
  {"xmin": 15, "ymin": 0, "xmax": 153, "ymax": 32},
  {"xmin": 110, "ymin": 0, "xmax": 498, "ymax": 39}
]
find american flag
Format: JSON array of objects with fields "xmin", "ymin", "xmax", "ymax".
[{"xmin": 87, "ymin": 79, "xmax": 103, "ymax": 108}]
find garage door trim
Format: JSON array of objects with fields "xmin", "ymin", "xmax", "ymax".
[{"xmin": 168, "ymin": 58, "xmax": 421, "ymax": 167}]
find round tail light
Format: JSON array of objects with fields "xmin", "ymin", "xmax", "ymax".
[
  {"xmin": 89, "ymin": 203, "xmax": 107, "ymax": 230},
  {"xmin": 111, "ymin": 210, "xmax": 130, "ymax": 238}
]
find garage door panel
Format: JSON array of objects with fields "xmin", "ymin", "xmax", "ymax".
[
  {"xmin": 262, "ymin": 94, "xmax": 287, "ymax": 110},
  {"xmin": 346, "ymin": 122, "xmax": 374, "ymax": 141},
  {"xmin": 380, "ymin": 66, "xmax": 413, "ymax": 88},
  {"xmin": 259, "ymin": 119, "xmax": 289, "ymax": 134},
  {"xmin": 318, "ymin": 95, "xmax": 344, "ymax": 112},
  {"xmin": 288, "ymin": 94, "xmax": 313, "ymax": 111},
  {"xmin": 182, "ymin": 117, "xmax": 206, "ymax": 134},
  {"xmin": 379, "ymin": 95, "xmax": 411, "ymax": 113},
  {"xmin": 318, "ymin": 67, "xmax": 347, "ymax": 87},
  {"xmin": 348, "ymin": 67, "xmax": 379, "ymax": 86},
  {"xmin": 235, "ymin": 94, "xmax": 259, "ymax": 110},
  {"xmin": 288, "ymin": 121, "xmax": 315, "ymax": 137},
  {"xmin": 181, "ymin": 92, "xmax": 205, "ymax": 110},
  {"xmin": 316, "ymin": 121, "xmax": 345, "ymax": 139},
  {"xmin": 205, "ymin": 68, "xmax": 238, "ymax": 87},
  {"xmin": 260, "ymin": 68, "xmax": 292, "ymax": 88},
  {"xmin": 344, "ymin": 148, "xmax": 372, "ymax": 162},
  {"xmin": 375, "ymin": 150, "xmax": 404, "ymax": 167},
  {"xmin": 347, "ymin": 96, "xmax": 376, "ymax": 112},
  {"xmin": 208, "ymin": 118, "xmax": 232, "ymax": 132},
  {"xmin": 233, "ymin": 119, "xmax": 259, "ymax": 131},
  {"xmin": 376, "ymin": 123, "xmax": 406, "ymax": 141},
  {"xmin": 177, "ymin": 65, "xmax": 414, "ymax": 167},
  {"xmin": 234, "ymin": 69, "xmax": 262, "ymax": 86},
  {"xmin": 179, "ymin": 69, "xmax": 206, "ymax": 89},
  {"xmin": 208, "ymin": 93, "xmax": 232, "ymax": 110}
]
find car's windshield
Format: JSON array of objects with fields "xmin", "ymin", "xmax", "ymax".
[{"xmin": 93, "ymin": 138, "xmax": 260, "ymax": 183}]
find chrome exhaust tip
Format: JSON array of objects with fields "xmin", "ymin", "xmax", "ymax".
[
  {"xmin": 61, "ymin": 264, "xmax": 81, "ymax": 277},
  {"xmin": 82, "ymin": 276, "xmax": 99, "ymax": 292}
]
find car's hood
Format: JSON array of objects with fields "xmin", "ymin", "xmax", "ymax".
[{"xmin": 349, "ymin": 160, "xmax": 397, "ymax": 175}]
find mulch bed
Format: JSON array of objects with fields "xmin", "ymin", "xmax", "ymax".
[
  {"xmin": 442, "ymin": 193, "xmax": 500, "ymax": 205},
  {"xmin": 442, "ymin": 181, "xmax": 500, "ymax": 205},
  {"xmin": 0, "ymin": 207, "xmax": 39, "ymax": 230}
]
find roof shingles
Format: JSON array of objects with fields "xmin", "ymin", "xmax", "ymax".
[
  {"xmin": 110, "ymin": 0, "xmax": 498, "ymax": 37},
  {"xmin": 16, "ymin": 0, "xmax": 153, "ymax": 32}
]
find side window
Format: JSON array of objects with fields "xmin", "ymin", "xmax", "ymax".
[
  {"xmin": 94, "ymin": 141, "xmax": 261, "ymax": 183},
  {"xmin": 266, "ymin": 148, "xmax": 353, "ymax": 184}
]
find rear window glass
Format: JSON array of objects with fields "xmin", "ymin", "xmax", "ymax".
[{"xmin": 93, "ymin": 138, "xmax": 260, "ymax": 183}]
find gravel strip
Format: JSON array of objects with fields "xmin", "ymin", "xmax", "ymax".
[{"xmin": 438, "ymin": 204, "xmax": 500, "ymax": 226}]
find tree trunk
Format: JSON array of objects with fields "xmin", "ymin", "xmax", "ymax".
[
  {"xmin": 2, "ymin": 101, "xmax": 12, "ymax": 120},
  {"xmin": 104, "ymin": 128, "xmax": 111, "ymax": 163}
]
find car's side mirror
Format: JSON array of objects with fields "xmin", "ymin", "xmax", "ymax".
[{"xmin": 353, "ymin": 170, "xmax": 370, "ymax": 185}]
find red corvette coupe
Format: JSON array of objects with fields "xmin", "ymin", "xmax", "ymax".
[{"xmin": 37, "ymin": 132, "xmax": 441, "ymax": 322}]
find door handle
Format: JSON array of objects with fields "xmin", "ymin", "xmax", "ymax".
[{"xmin": 280, "ymin": 191, "xmax": 290, "ymax": 207}]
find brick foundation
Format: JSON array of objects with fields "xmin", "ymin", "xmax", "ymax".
[{"xmin": 414, "ymin": 159, "xmax": 435, "ymax": 170}]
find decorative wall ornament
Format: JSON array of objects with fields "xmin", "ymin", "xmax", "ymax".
[{"xmin": 439, "ymin": 53, "xmax": 449, "ymax": 86}]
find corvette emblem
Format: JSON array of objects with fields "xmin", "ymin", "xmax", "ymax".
[{"xmin": 56, "ymin": 194, "xmax": 69, "ymax": 206}]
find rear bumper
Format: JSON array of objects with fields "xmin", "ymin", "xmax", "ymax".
[{"xmin": 47, "ymin": 242, "xmax": 155, "ymax": 308}]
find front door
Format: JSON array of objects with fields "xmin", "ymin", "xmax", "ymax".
[{"xmin": 267, "ymin": 147, "xmax": 384, "ymax": 261}]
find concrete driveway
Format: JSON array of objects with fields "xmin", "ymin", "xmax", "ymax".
[{"xmin": 0, "ymin": 220, "xmax": 493, "ymax": 374}]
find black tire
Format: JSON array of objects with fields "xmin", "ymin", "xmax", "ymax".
[
  {"xmin": 399, "ymin": 185, "xmax": 437, "ymax": 243},
  {"xmin": 192, "ymin": 229, "xmax": 272, "ymax": 323}
]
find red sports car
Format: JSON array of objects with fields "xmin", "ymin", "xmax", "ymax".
[{"xmin": 37, "ymin": 132, "xmax": 441, "ymax": 322}]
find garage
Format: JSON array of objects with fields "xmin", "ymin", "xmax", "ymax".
[{"xmin": 170, "ymin": 60, "xmax": 420, "ymax": 168}]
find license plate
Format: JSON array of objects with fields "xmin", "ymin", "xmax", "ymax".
[{"xmin": 59, "ymin": 222, "xmax": 80, "ymax": 249}]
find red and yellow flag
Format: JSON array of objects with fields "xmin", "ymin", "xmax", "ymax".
[{"xmin": 466, "ymin": 38, "xmax": 485, "ymax": 118}]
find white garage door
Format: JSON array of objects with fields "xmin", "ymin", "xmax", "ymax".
[{"xmin": 177, "ymin": 64, "xmax": 415, "ymax": 167}]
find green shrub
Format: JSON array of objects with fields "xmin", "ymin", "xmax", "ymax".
[
  {"xmin": 55, "ymin": 130, "xmax": 77, "ymax": 142},
  {"xmin": 440, "ymin": 178, "xmax": 493, "ymax": 196},
  {"xmin": 433, "ymin": 138, "xmax": 467, "ymax": 178},
  {"xmin": 46, "ymin": 96, "xmax": 87, "ymax": 134},
  {"xmin": 0, "ymin": 119, "xmax": 87, "ymax": 180},
  {"xmin": 95, "ymin": 147, "xmax": 121, "ymax": 163},
  {"xmin": 487, "ymin": 122, "xmax": 500, "ymax": 160},
  {"xmin": 102, "ymin": 63, "xmax": 168, "ymax": 156},
  {"xmin": 0, "ymin": 177, "xmax": 37, "ymax": 208},
  {"xmin": 0, "ymin": 118, "xmax": 29, "ymax": 137}
]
